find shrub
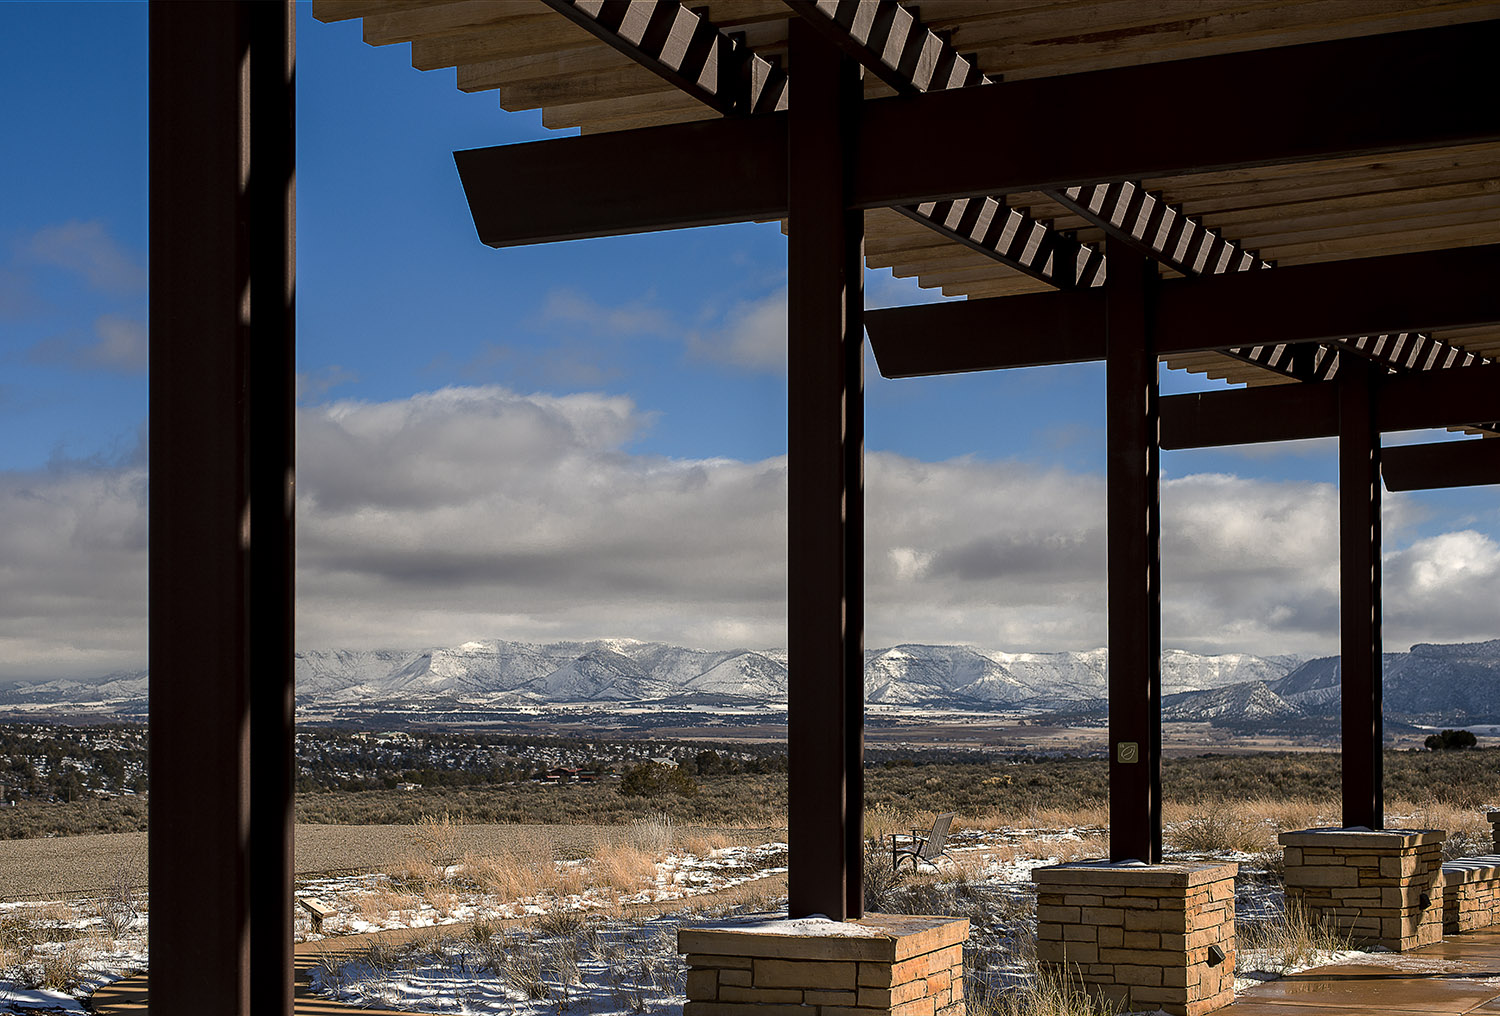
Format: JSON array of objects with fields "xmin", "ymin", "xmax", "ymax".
[
  {"xmin": 619, "ymin": 762, "xmax": 699, "ymax": 799},
  {"xmin": 1425, "ymin": 729, "xmax": 1478, "ymax": 750}
]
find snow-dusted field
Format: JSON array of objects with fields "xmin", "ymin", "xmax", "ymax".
[{"xmin": 0, "ymin": 822, "xmax": 1367, "ymax": 1016}]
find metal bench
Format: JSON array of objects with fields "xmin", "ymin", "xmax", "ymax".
[{"xmin": 891, "ymin": 811, "xmax": 956, "ymax": 872}]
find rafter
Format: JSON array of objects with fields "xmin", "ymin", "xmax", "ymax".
[
  {"xmin": 786, "ymin": 1, "xmax": 1491, "ymax": 383},
  {"xmin": 866, "ymin": 244, "xmax": 1500, "ymax": 377},
  {"xmin": 1159, "ymin": 363, "xmax": 1500, "ymax": 450},
  {"xmin": 538, "ymin": 0, "xmax": 787, "ymax": 115},
  {"xmin": 782, "ymin": 0, "xmax": 1099, "ymax": 287},
  {"xmin": 545, "ymin": 0, "xmax": 1099, "ymax": 287}
]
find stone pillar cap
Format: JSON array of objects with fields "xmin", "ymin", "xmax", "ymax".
[
  {"xmin": 1032, "ymin": 858, "xmax": 1237, "ymax": 887},
  {"xmin": 1278, "ymin": 826, "xmax": 1446, "ymax": 847}
]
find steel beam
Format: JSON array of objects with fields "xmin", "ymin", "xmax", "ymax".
[
  {"xmin": 1382, "ymin": 439, "xmax": 1500, "ymax": 491},
  {"xmin": 1105, "ymin": 238, "xmax": 1162, "ymax": 864},
  {"xmin": 1339, "ymin": 361, "xmax": 1383, "ymax": 830},
  {"xmin": 867, "ymin": 245, "xmax": 1500, "ymax": 378},
  {"xmin": 786, "ymin": 20, "xmax": 863, "ymax": 920},
  {"xmin": 149, "ymin": 3, "xmax": 295, "ymax": 1013},
  {"xmin": 1160, "ymin": 363, "xmax": 1500, "ymax": 449},
  {"xmin": 455, "ymin": 114, "xmax": 789, "ymax": 246},
  {"xmin": 456, "ymin": 21, "xmax": 1500, "ymax": 244}
]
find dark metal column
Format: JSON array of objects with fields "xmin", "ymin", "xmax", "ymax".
[
  {"xmin": 786, "ymin": 19, "xmax": 865, "ymax": 920},
  {"xmin": 1105, "ymin": 238, "xmax": 1162, "ymax": 864},
  {"xmin": 149, "ymin": 4, "xmax": 295, "ymax": 1013},
  {"xmin": 248, "ymin": 5, "xmax": 297, "ymax": 1013},
  {"xmin": 1340, "ymin": 358, "xmax": 1383, "ymax": 829}
]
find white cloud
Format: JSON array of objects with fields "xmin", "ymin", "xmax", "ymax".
[
  {"xmin": 26, "ymin": 314, "xmax": 148, "ymax": 373},
  {"xmin": 686, "ymin": 288, "xmax": 787, "ymax": 372},
  {"xmin": 0, "ymin": 385, "xmax": 1493, "ymax": 680},
  {"xmin": 20, "ymin": 221, "xmax": 146, "ymax": 293}
]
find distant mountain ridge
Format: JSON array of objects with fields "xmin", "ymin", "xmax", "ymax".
[{"xmin": 2, "ymin": 639, "xmax": 1497, "ymax": 727}]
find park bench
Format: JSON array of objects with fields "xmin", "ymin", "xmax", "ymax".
[
  {"xmin": 296, "ymin": 895, "xmax": 334, "ymax": 932},
  {"xmin": 891, "ymin": 811, "xmax": 956, "ymax": 872},
  {"xmin": 1442, "ymin": 856, "xmax": 1500, "ymax": 934}
]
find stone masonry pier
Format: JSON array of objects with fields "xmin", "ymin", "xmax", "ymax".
[
  {"xmin": 678, "ymin": 913, "xmax": 969, "ymax": 1016},
  {"xmin": 1280, "ymin": 827, "xmax": 1445, "ymax": 951},
  {"xmin": 1033, "ymin": 860, "xmax": 1237, "ymax": 1016}
]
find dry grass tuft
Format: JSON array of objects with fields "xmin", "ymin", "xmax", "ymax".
[
  {"xmin": 591, "ymin": 841, "xmax": 660, "ymax": 895},
  {"xmin": 1240, "ymin": 897, "xmax": 1351, "ymax": 973},
  {"xmin": 682, "ymin": 830, "xmax": 732, "ymax": 857}
]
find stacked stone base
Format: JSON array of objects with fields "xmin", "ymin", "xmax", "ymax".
[
  {"xmin": 1442, "ymin": 857, "xmax": 1500, "ymax": 934},
  {"xmin": 1279, "ymin": 828, "xmax": 1445, "ymax": 951},
  {"xmin": 1033, "ymin": 861, "xmax": 1236, "ymax": 1016},
  {"xmin": 678, "ymin": 913, "xmax": 968, "ymax": 1016}
]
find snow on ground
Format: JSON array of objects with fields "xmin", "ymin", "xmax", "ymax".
[
  {"xmin": 0, "ymin": 897, "xmax": 148, "ymax": 1014},
  {"xmin": 0, "ymin": 824, "xmax": 1386, "ymax": 1015}
]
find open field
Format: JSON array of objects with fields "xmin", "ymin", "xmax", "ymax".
[
  {"xmin": 0, "ymin": 823, "xmax": 785, "ymax": 901},
  {"xmin": 7, "ymin": 747, "xmax": 1500, "ymax": 842}
]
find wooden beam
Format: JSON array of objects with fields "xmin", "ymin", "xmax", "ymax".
[
  {"xmin": 1339, "ymin": 360, "xmax": 1382, "ymax": 830},
  {"xmin": 867, "ymin": 245, "xmax": 1500, "ymax": 378},
  {"xmin": 1159, "ymin": 363, "xmax": 1500, "ymax": 449},
  {"xmin": 785, "ymin": 19, "xmax": 863, "ymax": 921},
  {"xmin": 456, "ymin": 21, "xmax": 1500, "ymax": 243},
  {"xmin": 1104, "ymin": 238, "xmax": 1162, "ymax": 864},
  {"xmin": 1382, "ymin": 438, "xmax": 1500, "ymax": 491},
  {"xmin": 538, "ymin": 0, "xmax": 787, "ymax": 116}
]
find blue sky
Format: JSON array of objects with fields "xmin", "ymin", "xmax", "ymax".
[{"xmin": 0, "ymin": 3, "xmax": 1495, "ymax": 679}]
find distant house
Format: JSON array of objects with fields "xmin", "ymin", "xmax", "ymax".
[{"xmin": 395, "ymin": 781, "xmax": 421, "ymax": 791}]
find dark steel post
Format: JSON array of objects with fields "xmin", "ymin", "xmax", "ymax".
[
  {"xmin": 149, "ymin": 4, "xmax": 295, "ymax": 1013},
  {"xmin": 1340, "ymin": 358, "xmax": 1383, "ymax": 829},
  {"xmin": 248, "ymin": 5, "xmax": 297, "ymax": 1014},
  {"xmin": 787, "ymin": 19, "xmax": 865, "ymax": 920},
  {"xmin": 1105, "ymin": 238, "xmax": 1162, "ymax": 864}
]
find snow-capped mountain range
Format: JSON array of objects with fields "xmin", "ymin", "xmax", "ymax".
[{"xmin": 3, "ymin": 639, "xmax": 1497, "ymax": 726}]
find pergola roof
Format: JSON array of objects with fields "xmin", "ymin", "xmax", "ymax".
[{"xmin": 314, "ymin": 0, "xmax": 1500, "ymax": 392}]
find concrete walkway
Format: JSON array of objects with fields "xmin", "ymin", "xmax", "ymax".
[
  {"xmin": 1218, "ymin": 925, "xmax": 1500, "ymax": 1014},
  {"xmin": 91, "ymin": 922, "xmax": 1500, "ymax": 1015}
]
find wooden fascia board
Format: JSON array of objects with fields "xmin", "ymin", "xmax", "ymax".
[
  {"xmin": 866, "ymin": 245, "xmax": 1500, "ymax": 379},
  {"xmin": 1159, "ymin": 363, "xmax": 1500, "ymax": 450},
  {"xmin": 1381, "ymin": 438, "xmax": 1500, "ymax": 491},
  {"xmin": 456, "ymin": 20, "xmax": 1500, "ymax": 245}
]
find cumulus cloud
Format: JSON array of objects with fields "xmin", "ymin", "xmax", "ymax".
[
  {"xmin": 1, "ymin": 385, "xmax": 1495, "ymax": 679},
  {"xmin": 27, "ymin": 314, "xmax": 148, "ymax": 373},
  {"xmin": 686, "ymin": 288, "xmax": 787, "ymax": 372},
  {"xmin": 20, "ymin": 221, "xmax": 146, "ymax": 293}
]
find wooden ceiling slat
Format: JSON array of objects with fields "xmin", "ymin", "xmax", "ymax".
[
  {"xmin": 362, "ymin": 0, "xmax": 543, "ymax": 46},
  {"xmin": 1180, "ymin": 179, "xmax": 1500, "ymax": 231},
  {"xmin": 411, "ymin": 14, "xmax": 595, "ymax": 70},
  {"xmin": 543, "ymin": 89, "xmax": 709, "ymax": 132},
  {"xmin": 1259, "ymin": 221, "xmax": 1500, "ymax": 265},
  {"xmin": 954, "ymin": 0, "xmax": 1500, "ymax": 81},
  {"xmin": 310, "ymin": 0, "xmax": 443, "ymax": 24},
  {"xmin": 1209, "ymin": 191, "xmax": 1500, "ymax": 243},
  {"xmin": 1147, "ymin": 143, "xmax": 1500, "ymax": 195}
]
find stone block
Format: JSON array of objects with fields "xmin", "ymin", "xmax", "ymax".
[
  {"xmin": 686, "ymin": 969, "xmax": 719, "ymax": 1000},
  {"xmin": 754, "ymin": 958, "xmax": 856, "ymax": 989},
  {"xmin": 719, "ymin": 986, "xmax": 802, "ymax": 1004}
]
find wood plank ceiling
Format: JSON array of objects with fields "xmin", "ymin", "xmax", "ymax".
[{"xmin": 313, "ymin": 0, "xmax": 1500, "ymax": 394}]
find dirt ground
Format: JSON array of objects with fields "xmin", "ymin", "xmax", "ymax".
[{"xmin": 0, "ymin": 823, "xmax": 779, "ymax": 901}]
